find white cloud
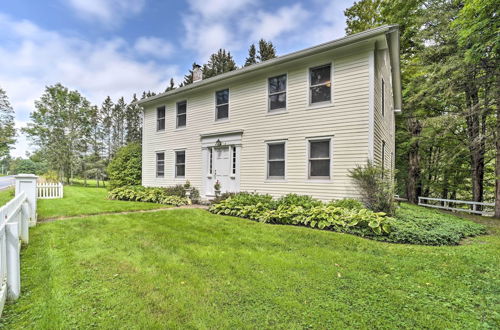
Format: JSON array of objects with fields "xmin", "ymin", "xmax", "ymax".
[
  {"xmin": 0, "ymin": 14, "xmax": 180, "ymax": 157},
  {"xmin": 65, "ymin": 0, "xmax": 145, "ymax": 27},
  {"xmin": 134, "ymin": 37, "xmax": 174, "ymax": 58},
  {"xmin": 243, "ymin": 4, "xmax": 310, "ymax": 41}
]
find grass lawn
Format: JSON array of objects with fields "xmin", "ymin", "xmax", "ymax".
[
  {"xmin": 0, "ymin": 197, "xmax": 499, "ymax": 328},
  {"xmin": 0, "ymin": 187, "xmax": 14, "ymax": 206},
  {"xmin": 37, "ymin": 184, "xmax": 168, "ymax": 220}
]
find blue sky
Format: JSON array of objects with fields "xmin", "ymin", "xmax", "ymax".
[{"xmin": 0, "ymin": 0, "xmax": 355, "ymax": 157}]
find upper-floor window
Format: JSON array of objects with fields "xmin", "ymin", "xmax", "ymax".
[
  {"xmin": 176, "ymin": 101, "xmax": 187, "ymax": 128},
  {"xmin": 156, "ymin": 152, "xmax": 165, "ymax": 178},
  {"xmin": 215, "ymin": 89, "xmax": 229, "ymax": 120},
  {"xmin": 309, "ymin": 64, "xmax": 331, "ymax": 104},
  {"xmin": 156, "ymin": 106, "xmax": 165, "ymax": 131},
  {"xmin": 175, "ymin": 150, "xmax": 185, "ymax": 178},
  {"xmin": 381, "ymin": 79, "xmax": 385, "ymax": 116},
  {"xmin": 308, "ymin": 138, "xmax": 331, "ymax": 179},
  {"xmin": 267, "ymin": 141, "xmax": 286, "ymax": 180},
  {"xmin": 268, "ymin": 74, "xmax": 287, "ymax": 112}
]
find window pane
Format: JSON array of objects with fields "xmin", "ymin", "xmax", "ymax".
[
  {"xmin": 310, "ymin": 159, "xmax": 330, "ymax": 177},
  {"xmin": 216, "ymin": 89, "xmax": 229, "ymax": 105},
  {"xmin": 269, "ymin": 161, "xmax": 285, "ymax": 178},
  {"xmin": 310, "ymin": 85, "xmax": 331, "ymax": 103},
  {"xmin": 310, "ymin": 65, "xmax": 331, "ymax": 85},
  {"xmin": 268, "ymin": 143, "xmax": 284, "ymax": 160},
  {"xmin": 216, "ymin": 104, "xmax": 229, "ymax": 119},
  {"xmin": 310, "ymin": 140, "xmax": 330, "ymax": 158},
  {"xmin": 157, "ymin": 118, "xmax": 165, "ymax": 130},
  {"xmin": 269, "ymin": 75, "xmax": 286, "ymax": 93},
  {"xmin": 177, "ymin": 101, "xmax": 187, "ymax": 114},
  {"xmin": 157, "ymin": 106, "xmax": 165, "ymax": 118},
  {"xmin": 176, "ymin": 151, "xmax": 185, "ymax": 164},
  {"xmin": 177, "ymin": 114, "xmax": 186, "ymax": 127},
  {"xmin": 156, "ymin": 153, "xmax": 164, "ymax": 161},
  {"xmin": 269, "ymin": 93, "xmax": 286, "ymax": 110},
  {"xmin": 176, "ymin": 165, "xmax": 185, "ymax": 177}
]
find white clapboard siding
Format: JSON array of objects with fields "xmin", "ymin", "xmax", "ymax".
[
  {"xmin": 141, "ymin": 42, "xmax": 395, "ymax": 201},
  {"xmin": 37, "ymin": 182, "xmax": 63, "ymax": 199}
]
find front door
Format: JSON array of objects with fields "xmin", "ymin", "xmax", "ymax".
[{"xmin": 212, "ymin": 146, "xmax": 230, "ymax": 194}]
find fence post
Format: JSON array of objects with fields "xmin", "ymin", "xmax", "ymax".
[
  {"xmin": 6, "ymin": 223, "xmax": 20, "ymax": 300},
  {"xmin": 20, "ymin": 202, "xmax": 30, "ymax": 244},
  {"xmin": 14, "ymin": 174, "xmax": 38, "ymax": 227}
]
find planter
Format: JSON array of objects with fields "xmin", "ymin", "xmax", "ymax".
[{"xmin": 214, "ymin": 189, "xmax": 221, "ymax": 197}]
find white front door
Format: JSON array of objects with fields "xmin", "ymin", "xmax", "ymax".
[{"xmin": 213, "ymin": 146, "xmax": 230, "ymax": 193}]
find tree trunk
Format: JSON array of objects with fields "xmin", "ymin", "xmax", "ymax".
[
  {"xmin": 495, "ymin": 75, "xmax": 500, "ymax": 218},
  {"xmin": 465, "ymin": 83, "xmax": 485, "ymax": 207},
  {"xmin": 406, "ymin": 118, "xmax": 422, "ymax": 203}
]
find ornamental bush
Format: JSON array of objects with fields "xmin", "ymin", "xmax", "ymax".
[
  {"xmin": 108, "ymin": 186, "xmax": 189, "ymax": 206},
  {"xmin": 209, "ymin": 192, "xmax": 392, "ymax": 236},
  {"xmin": 107, "ymin": 143, "xmax": 142, "ymax": 190}
]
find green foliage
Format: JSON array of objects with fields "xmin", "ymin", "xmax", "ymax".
[
  {"xmin": 348, "ymin": 161, "xmax": 396, "ymax": 215},
  {"xmin": 9, "ymin": 158, "xmax": 47, "ymax": 175},
  {"xmin": 209, "ymin": 193, "xmax": 391, "ymax": 236},
  {"xmin": 329, "ymin": 198, "xmax": 365, "ymax": 210},
  {"xmin": 108, "ymin": 186, "xmax": 189, "ymax": 206},
  {"xmin": 244, "ymin": 44, "xmax": 257, "ymax": 66},
  {"xmin": 374, "ymin": 203, "xmax": 487, "ymax": 245},
  {"xmin": 163, "ymin": 184, "xmax": 200, "ymax": 203},
  {"xmin": 257, "ymin": 39, "xmax": 277, "ymax": 61},
  {"xmin": 202, "ymin": 49, "xmax": 238, "ymax": 79},
  {"xmin": 107, "ymin": 143, "xmax": 142, "ymax": 190},
  {"xmin": 0, "ymin": 87, "xmax": 16, "ymax": 159},
  {"xmin": 41, "ymin": 170, "xmax": 59, "ymax": 183}
]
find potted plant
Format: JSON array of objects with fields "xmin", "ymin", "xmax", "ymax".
[
  {"xmin": 214, "ymin": 180, "xmax": 221, "ymax": 197},
  {"xmin": 184, "ymin": 180, "xmax": 192, "ymax": 198}
]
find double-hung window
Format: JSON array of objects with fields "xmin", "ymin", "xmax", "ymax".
[
  {"xmin": 309, "ymin": 64, "xmax": 332, "ymax": 104},
  {"xmin": 267, "ymin": 142, "xmax": 285, "ymax": 179},
  {"xmin": 176, "ymin": 101, "xmax": 187, "ymax": 128},
  {"xmin": 308, "ymin": 139, "xmax": 331, "ymax": 179},
  {"xmin": 156, "ymin": 106, "xmax": 165, "ymax": 131},
  {"xmin": 175, "ymin": 150, "xmax": 185, "ymax": 178},
  {"xmin": 268, "ymin": 74, "xmax": 287, "ymax": 112},
  {"xmin": 215, "ymin": 89, "xmax": 229, "ymax": 120},
  {"xmin": 156, "ymin": 152, "xmax": 165, "ymax": 178}
]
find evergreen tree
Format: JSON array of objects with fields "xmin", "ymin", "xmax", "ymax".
[
  {"xmin": 244, "ymin": 44, "xmax": 257, "ymax": 67},
  {"xmin": 0, "ymin": 87, "xmax": 16, "ymax": 159},
  {"xmin": 165, "ymin": 78, "xmax": 176, "ymax": 92},
  {"xmin": 125, "ymin": 94, "xmax": 142, "ymax": 143},
  {"xmin": 182, "ymin": 63, "xmax": 200, "ymax": 86},
  {"xmin": 257, "ymin": 39, "xmax": 277, "ymax": 61},
  {"xmin": 100, "ymin": 96, "xmax": 114, "ymax": 160},
  {"xmin": 111, "ymin": 97, "xmax": 127, "ymax": 156},
  {"xmin": 202, "ymin": 49, "xmax": 238, "ymax": 79}
]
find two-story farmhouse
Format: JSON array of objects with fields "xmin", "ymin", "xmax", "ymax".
[{"xmin": 138, "ymin": 25, "xmax": 402, "ymax": 201}]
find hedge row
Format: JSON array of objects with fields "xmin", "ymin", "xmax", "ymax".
[{"xmin": 108, "ymin": 186, "xmax": 190, "ymax": 206}]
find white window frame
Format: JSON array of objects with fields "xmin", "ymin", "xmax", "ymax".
[
  {"xmin": 231, "ymin": 145, "xmax": 237, "ymax": 177},
  {"xmin": 307, "ymin": 137, "xmax": 332, "ymax": 180},
  {"xmin": 382, "ymin": 140, "xmax": 386, "ymax": 177},
  {"xmin": 215, "ymin": 89, "xmax": 230, "ymax": 122},
  {"xmin": 176, "ymin": 100, "xmax": 187, "ymax": 129},
  {"xmin": 174, "ymin": 149, "xmax": 186, "ymax": 178},
  {"xmin": 156, "ymin": 151, "xmax": 165, "ymax": 178},
  {"xmin": 207, "ymin": 147, "xmax": 213, "ymax": 176},
  {"xmin": 156, "ymin": 106, "xmax": 166, "ymax": 131},
  {"xmin": 266, "ymin": 140, "xmax": 287, "ymax": 180},
  {"xmin": 308, "ymin": 63, "xmax": 333, "ymax": 107},
  {"xmin": 267, "ymin": 73, "xmax": 288, "ymax": 113}
]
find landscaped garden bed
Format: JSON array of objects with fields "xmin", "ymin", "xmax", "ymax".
[{"xmin": 209, "ymin": 192, "xmax": 486, "ymax": 245}]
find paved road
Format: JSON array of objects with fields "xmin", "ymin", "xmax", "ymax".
[{"xmin": 0, "ymin": 175, "xmax": 14, "ymax": 190}]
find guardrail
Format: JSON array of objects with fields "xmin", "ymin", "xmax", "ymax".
[
  {"xmin": 418, "ymin": 196, "xmax": 495, "ymax": 216},
  {"xmin": 37, "ymin": 182, "xmax": 63, "ymax": 199},
  {"xmin": 0, "ymin": 174, "xmax": 37, "ymax": 317}
]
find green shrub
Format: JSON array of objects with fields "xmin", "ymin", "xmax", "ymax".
[
  {"xmin": 276, "ymin": 194, "xmax": 322, "ymax": 209},
  {"xmin": 329, "ymin": 198, "xmax": 364, "ymax": 210},
  {"xmin": 348, "ymin": 161, "xmax": 396, "ymax": 215},
  {"xmin": 209, "ymin": 192, "xmax": 391, "ymax": 235},
  {"xmin": 373, "ymin": 203, "xmax": 487, "ymax": 245},
  {"xmin": 108, "ymin": 186, "xmax": 189, "ymax": 206},
  {"xmin": 107, "ymin": 143, "xmax": 142, "ymax": 190},
  {"xmin": 211, "ymin": 192, "xmax": 236, "ymax": 204},
  {"xmin": 164, "ymin": 184, "xmax": 201, "ymax": 202}
]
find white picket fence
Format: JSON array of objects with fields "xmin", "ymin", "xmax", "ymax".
[
  {"xmin": 0, "ymin": 174, "xmax": 37, "ymax": 317},
  {"xmin": 418, "ymin": 196, "xmax": 495, "ymax": 216},
  {"xmin": 37, "ymin": 182, "xmax": 63, "ymax": 199}
]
